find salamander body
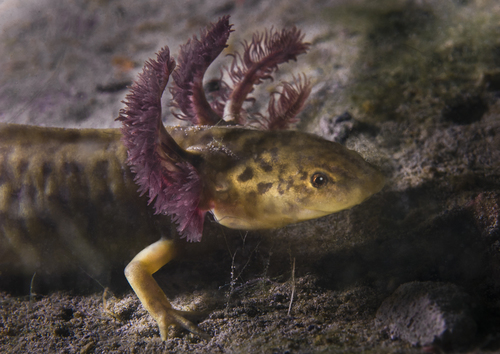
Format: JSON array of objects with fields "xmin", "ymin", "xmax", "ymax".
[{"xmin": 0, "ymin": 16, "xmax": 385, "ymax": 340}]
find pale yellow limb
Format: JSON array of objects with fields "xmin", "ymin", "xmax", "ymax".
[{"xmin": 124, "ymin": 238, "xmax": 210, "ymax": 340}]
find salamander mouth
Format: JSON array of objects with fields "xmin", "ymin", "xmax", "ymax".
[
  {"xmin": 304, "ymin": 183, "xmax": 384, "ymax": 215},
  {"xmin": 293, "ymin": 208, "xmax": 335, "ymax": 221}
]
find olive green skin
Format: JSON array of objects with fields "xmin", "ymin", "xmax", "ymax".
[
  {"xmin": 169, "ymin": 126, "xmax": 385, "ymax": 230},
  {"xmin": 0, "ymin": 123, "xmax": 160, "ymax": 283},
  {"xmin": 0, "ymin": 123, "xmax": 383, "ymax": 281}
]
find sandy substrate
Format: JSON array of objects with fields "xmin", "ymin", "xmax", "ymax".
[{"xmin": 1, "ymin": 0, "xmax": 500, "ymax": 352}]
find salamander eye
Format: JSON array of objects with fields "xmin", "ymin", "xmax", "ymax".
[{"xmin": 311, "ymin": 172, "xmax": 329, "ymax": 188}]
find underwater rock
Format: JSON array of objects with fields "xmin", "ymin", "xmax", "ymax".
[
  {"xmin": 319, "ymin": 111, "xmax": 379, "ymax": 144},
  {"xmin": 468, "ymin": 192, "xmax": 500, "ymax": 240},
  {"xmin": 442, "ymin": 94, "xmax": 488, "ymax": 125},
  {"xmin": 376, "ymin": 281, "xmax": 479, "ymax": 350},
  {"xmin": 319, "ymin": 111, "xmax": 354, "ymax": 144},
  {"xmin": 467, "ymin": 192, "xmax": 500, "ymax": 293}
]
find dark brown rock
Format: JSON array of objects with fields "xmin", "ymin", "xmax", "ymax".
[{"xmin": 376, "ymin": 281, "xmax": 480, "ymax": 350}]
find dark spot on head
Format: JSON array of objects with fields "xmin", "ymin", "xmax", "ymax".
[
  {"xmin": 246, "ymin": 190, "xmax": 258, "ymax": 203},
  {"xmin": 257, "ymin": 182, "xmax": 273, "ymax": 195},
  {"xmin": 260, "ymin": 161, "xmax": 273, "ymax": 172},
  {"xmin": 238, "ymin": 167, "xmax": 254, "ymax": 182},
  {"xmin": 299, "ymin": 171, "xmax": 308, "ymax": 181}
]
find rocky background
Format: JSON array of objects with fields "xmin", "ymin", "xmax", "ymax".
[{"xmin": 1, "ymin": 0, "xmax": 499, "ymax": 353}]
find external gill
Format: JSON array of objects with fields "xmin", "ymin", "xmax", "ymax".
[
  {"xmin": 119, "ymin": 16, "xmax": 313, "ymax": 242},
  {"xmin": 116, "ymin": 15, "xmax": 384, "ymax": 342},
  {"xmin": 170, "ymin": 16, "xmax": 312, "ymax": 129}
]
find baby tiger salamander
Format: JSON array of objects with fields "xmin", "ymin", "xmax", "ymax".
[{"xmin": 0, "ymin": 17, "xmax": 385, "ymax": 340}]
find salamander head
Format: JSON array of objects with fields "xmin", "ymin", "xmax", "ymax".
[{"xmin": 207, "ymin": 129, "xmax": 385, "ymax": 229}]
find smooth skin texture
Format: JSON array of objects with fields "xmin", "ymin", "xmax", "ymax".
[
  {"xmin": 126, "ymin": 125, "xmax": 386, "ymax": 339},
  {"xmin": 0, "ymin": 123, "xmax": 384, "ymax": 339},
  {"xmin": 124, "ymin": 238, "xmax": 210, "ymax": 340}
]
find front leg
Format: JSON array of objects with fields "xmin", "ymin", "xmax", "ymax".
[{"xmin": 124, "ymin": 238, "xmax": 210, "ymax": 340}]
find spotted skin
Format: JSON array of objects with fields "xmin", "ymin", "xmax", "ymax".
[
  {"xmin": 168, "ymin": 125, "xmax": 385, "ymax": 230},
  {"xmin": 0, "ymin": 122, "xmax": 384, "ymax": 340},
  {"xmin": 0, "ymin": 123, "xmax": 160, "ymax": 280}
]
